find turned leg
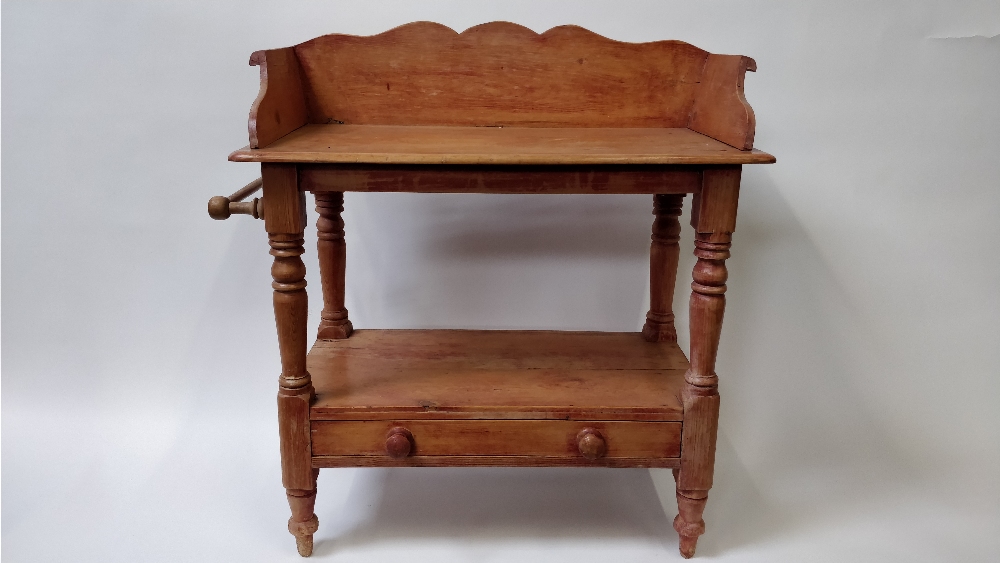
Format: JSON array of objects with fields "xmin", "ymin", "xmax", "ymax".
[
  {"xmin": 643, "ymin": 194, "xmax": 684, "ymax": 342},
  {"xmin": 674, "ymin": 167, "xmax": 740, "ymax": 558},
  {"xmin": 263, "ymin": 164, "xmax": 319, "ymax": 556},
  {"xmin": 674, "ymin": 489, "xmax": 709, "ymax": 558},
  {"xmin": 315, "ymin": 192, "xmax": 353, "ymax": 340},
  {"xmin": 287, "ymin": 469, "xmax": 320, "ymax": 556}
]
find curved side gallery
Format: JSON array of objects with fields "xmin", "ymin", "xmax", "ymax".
[{"xmin": 246, "ymin": 21, "xmax": 758, "ymax": 150}]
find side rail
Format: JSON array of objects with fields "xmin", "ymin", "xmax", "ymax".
[{"xmin": 207, "ymin": 177, "xmax": 265, "ymax": 220}]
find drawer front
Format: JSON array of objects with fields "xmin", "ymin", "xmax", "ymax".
[{"xmin": 312, "ymin": 420, "xmax": 680, "ymax": 460}]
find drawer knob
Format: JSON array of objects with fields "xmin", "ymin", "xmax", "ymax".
[
  {"xmin": 577, "ymin": 428, "xmax": 607, "ymax": 460},
  {"xmin": 385, "ymin": 427, "xmax": 413, "ymax": 458}
]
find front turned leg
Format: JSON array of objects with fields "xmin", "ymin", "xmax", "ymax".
[
  {"xmin": 675, "ymin": 167, "xmax": 740, "ymax": 558},
  {"xmin": 675, "ymin": 234, "xmax": 727, "ymax": 558},
  {"xmin": 315, "ymin": 192, "xmax": 353, "ymax": 340},
  {"xmin": 272, "ymin": 231, "xmax": 320, "ymax": 556},
  {"xmin": 264, "ymin": 163, "xmax": 318, "ymax": 556}
]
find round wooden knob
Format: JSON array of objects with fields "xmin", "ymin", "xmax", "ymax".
[
  {"xmin": 385, "ymin": 427, "xmax": 413, "ymax": 458},
  {"xmin": 208, "ymin": 196, "xmax": 232, "ymax": 220},
  {"xmin": 577, "ymin": 428, "xmax": 607, "ymax": 460}
]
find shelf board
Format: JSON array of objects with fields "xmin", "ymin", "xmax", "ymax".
[
  {"xmin": 309, "ymin": 329, "xmax": 687, "ymax": 421},
  {"xmin": 230, "ymin": 124, "xmax": 775, "ymax": 165}
]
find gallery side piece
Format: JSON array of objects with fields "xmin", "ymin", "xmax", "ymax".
[{"xmin": 208, "ymin": 21, "xmax": 775, "ymax": 558}]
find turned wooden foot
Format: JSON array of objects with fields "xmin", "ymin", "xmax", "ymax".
[
  {"xmin": 287, "ymin": 486, "xmax": 319, "ymax": 557},
  {"xmin": 673, "ymin": 489, "xmax": 708, "ymax": 558}
]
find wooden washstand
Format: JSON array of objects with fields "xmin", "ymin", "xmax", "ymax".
[{"xmin": 209, "ymin": 21, "xmax": 775, "ymax": 558}]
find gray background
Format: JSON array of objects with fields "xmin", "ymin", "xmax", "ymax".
[{"xmin": 3, "ymin": 1, "xmax": 998, "ymax": 561}]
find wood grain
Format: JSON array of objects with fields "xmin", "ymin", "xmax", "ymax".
[
  {"xmin": 261, "ymin": 164, "xmax": 314, "ymax": 502},
  {"xmin": 679, "ymin": 386, "xmax": 721, "ymax": 491},
  {"xmin": 239, "ymin": 22, "xmax": 770, "ymax": 153},
  {"xmin": 292, "ymin": 21, "xmax": 708, "ymax": 128},
  {"xmin": 643, "ymin": 194, "xmax": 684, "ymax": 341},
  {"xmin": 312, "ymin": 420, "xmax": 681, "ymax": 458},
  {"xmin": 689, "ymin": 55, "xmax": 757, "ymax": 150},
  {"xmin": 285, "ymin": 480, "xmax": 318, "ymax": 557},
  {"xmin": 576, "ymin": 427, "xmax": 608, "ymax": 460},
  {"xmin": 248, "ymin": 49, "xmax": 308, "ymax": 149},
  {"xmin": 384, "ymin": 427, "xmax": 414, "ymax": 458},
  {"xmin": 314, "ymin": 192, "xmax": 353, "ymax": 339},
  {"xmin": 691, "ymin": 166, "xmax": 742, "ymax": 235},
  {"xmin": 312, "ymin": 455, "xmax": 681, "ymax": 469},
  {"xmin": 223, "ymin": 22, "xmax": 776, "ymax": 556},
  {"xmin": 230, "ymin": 125, "xmax": 775, "ymax": 165},
  {"xmin": 309, "ymin": 330, "xmax": 687, "ymax": 421},
  {"xmin": 674, "ymin": 489, "xmax": 709, "ymax": 558},
  {"xmin": 300, "ymin": 164, "xmax": 702, "ymax": 195},
  {"xmin": 277, "ymin": 390, "xmax": 314, "ymax": 490},
  {"xmin": 261, "ymin": 164, "xmax": 306, "ymax": 235},
  {"xmin": 673, "ymin": 166, "xmax": 741, "ymax": 558}
]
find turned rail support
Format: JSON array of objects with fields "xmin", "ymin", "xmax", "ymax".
[{"xmin": 208, "ymin": 177, "xmax": 265, "ymax": 220}]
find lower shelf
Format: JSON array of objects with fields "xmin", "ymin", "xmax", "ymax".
[
  {"xmin": 309, "ymin": 329, "xmax": 688, "ymax": 421},
  {"xmin": 307, "ymin": 330, "xmax": 687, "ymax": 467}
]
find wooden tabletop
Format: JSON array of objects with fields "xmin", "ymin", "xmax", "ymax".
[{"xmin": 230, "ymin": 124, "xmax": 775, "ymax": 166}]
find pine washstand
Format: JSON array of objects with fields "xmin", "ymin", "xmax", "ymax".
[{"xmin": 208, "ymin": 21, "xmax": 775, "ymax": 558}]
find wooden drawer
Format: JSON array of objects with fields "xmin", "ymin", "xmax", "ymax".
[{"xmin": 311, "ymin": 420, "xmax": 681, "ymax": 462}]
